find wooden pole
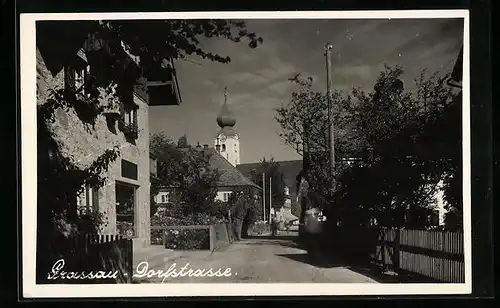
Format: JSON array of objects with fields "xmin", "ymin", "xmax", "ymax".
[
  {"xmin": 325, "ymin": 42, "xmax": 335, "ymax": 180},
  {"xmin": 269, "ymin": 177, "xmax": 272, "ymax": 224},
  {"xmin": 262, "ymin": 173, "xmax": 266, "ymax": 222}
]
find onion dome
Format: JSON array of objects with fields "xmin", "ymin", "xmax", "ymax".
[{"xmin": 216, "ymin": 86, "xmax": 236, "ymax": 128}]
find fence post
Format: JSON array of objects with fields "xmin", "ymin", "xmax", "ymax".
[
  {"xmin": 209, "ymin": 225, "xmax": 216, "ymax": 254},
  {"xmin": 380, "ymin": 228, "xmax": 386, "ymax": 270},
  {"xmin": 395, "ymin": 228, "xmax": 401, "ymax": 274},
  {"xmin": 223, "ymin": 223, "xmax": 230, "ymax": 243},
  {"xmin": 162, "ymin": 229, "xmax": 167, "ymax": 248},
  {"xmin": 128, "ymin": 239, "xmax": 133, "ymax": 283}
]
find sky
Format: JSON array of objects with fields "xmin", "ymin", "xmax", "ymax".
[{"xmin": 149, "ymin": 18, "xmax": 464, "ymax": 164}]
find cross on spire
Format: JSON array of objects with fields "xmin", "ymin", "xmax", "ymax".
[{"xmin": 224, "ymin": 86, "xmax": 228, "ymax": 104}]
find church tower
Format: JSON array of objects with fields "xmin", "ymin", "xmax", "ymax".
[{"xmin": 214, "ymin": 87, "xmax": 240, "ymax": 166}]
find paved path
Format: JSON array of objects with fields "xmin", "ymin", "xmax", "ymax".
[{"xmin": 133, "ymin": 234, "xmax": 378, "ymax": 284}]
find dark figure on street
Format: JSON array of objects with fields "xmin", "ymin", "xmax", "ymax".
[
  {"xmin": 271, "ymin": 217, "xmax": 278, "ymax": 236},
  {"xmin": 303, "ymin": 207, "xmax": 324, "ymax": 261},
  {"xmin": 296, "ymin": 170, "xmax": 327, "ymax": 262}
]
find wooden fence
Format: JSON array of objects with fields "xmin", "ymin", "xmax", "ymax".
[
  {"xmin": 370, "ymin": 228, "xmax": 465, "ymax": 283},
  {"xmin": 44, "ymin": 234, "xmax": 133, "ymax": 284}
]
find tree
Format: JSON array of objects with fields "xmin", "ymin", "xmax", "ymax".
[
  {"xmin": 150, "ymin": 132, "xmax": 221, "ymax": 222},
  {"xmin": 177, "ymin": 134, "xmax": 189, "ymax": 148},
  {"xmin": 227, "ymin": 187, "xmax": 262, "ymax": 238},
  {"xmin": 275, "ymin": 65, "xmax": 461, "ymax": 229},
  {"xmin": 37, "ymin": 19, "xmax": 263, "ymax": 280},
  {"xmin": 248, "ymin": 157, "xmax": 286, "ymax": 209},
  {"xmin": 275, "ymin": 74, "xmax": 355, "ymax": 213}
]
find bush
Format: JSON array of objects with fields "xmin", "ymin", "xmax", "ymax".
[
  {"xmin": 164, "ymin": 228, "xmax": 210, "ymax": 250},
  {"xmin": 150, "ymin": 210, "xmax": 227, "ymax": 248}
]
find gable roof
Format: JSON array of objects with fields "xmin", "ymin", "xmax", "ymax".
[
  {"xmin": 236, "ymin": 160, "xmax": 303, "ymax": 195},
  {"xmin": 204, "ymin": 148, "xmax": 261, "ymax": 189}
]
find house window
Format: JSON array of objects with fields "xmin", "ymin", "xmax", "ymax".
[
  {"xmin": 124, "ymin": 107, "xmax": 137, "ymax": 127},
  {"xmin": 223, "ymin": 192, "xmax": 232, "ymax": 202},
  {"xmin": 76, "ymin": 185, "xmax": 99, "ymax": 214},
  {"xmin": 65, "ymin": 63, "xmax": 91, "ymax": 98},
  {"xmin": 120, "ymin": 105, "xmax": 139, "ymax": 140},
  {"xmin": 160, "ymin": 192, "xmax": 170, "ymax": 204},
  {"xmin": 221, "ymin": 144, "xmax": 226, "ymax": 152},
  {"xmin": 116, "ymin": 182, "xmax": 137, "ymax": 237}
]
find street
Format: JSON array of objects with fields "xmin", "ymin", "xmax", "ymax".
[{"xmin": 133, "ymin": 233, "xmax": 378, "ymax": 283}]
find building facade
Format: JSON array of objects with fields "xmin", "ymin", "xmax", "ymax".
[{"xmin": 37, "ymin": 23, "xmax": 181, "ymax": 248}]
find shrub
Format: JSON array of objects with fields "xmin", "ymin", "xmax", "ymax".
[
  {"xmin": 164, "ymin": 228, "xmax": 210, "ymax": 250},
  {"xmin": 150, "ymin": 210, "xmax": 227, "ymax": 248}
]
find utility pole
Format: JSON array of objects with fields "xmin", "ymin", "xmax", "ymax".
[
  {"xmin": 269, "ymin": 176, "xmax": 272, "ymax": 224},
  {"xmin": 262, "ymin": 173, "xmax": 266, "ymax": 222},
  {"xmin": 325, "ymin": 42, "xmax": 335, "ymax": 183}
]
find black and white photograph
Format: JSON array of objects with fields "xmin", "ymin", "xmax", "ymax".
[{"xmin": 21, "ymin": 10, "xmax": 470, "ymax": 297}]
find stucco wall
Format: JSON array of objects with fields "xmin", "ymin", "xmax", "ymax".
[
  {"xmin": 214, "ymin": 134, "xmax": 240, "ymax": 166},
  {"xmin": 216, "ymin": 190, "xmax": 233, "ymax": 202},
  {"xmin": 37, "ymin": 47, "xmax": 151, "ymax": 248}
]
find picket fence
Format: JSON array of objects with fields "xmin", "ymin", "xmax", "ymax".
[
  {"xmin": 370, "ymin": 228, "xmax": 465, "ymax": 283},
  {"xmin": 46, "ymin": 234, "xmax": 134, "ymax": 284}
]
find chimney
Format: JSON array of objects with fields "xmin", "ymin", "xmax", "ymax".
[
  {"xmin": 196, "ymin": 142, "xmax": 202, "ymax": 150},
  {"xmin": 203, "ymin": 144, "xmax": 208, "ymax": 150}
]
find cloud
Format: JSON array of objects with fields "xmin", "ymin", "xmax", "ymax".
[
  {"xmin": 267, "ymin": 80, "xmax": 293, "ymax": 95},
  {"xmin": 330, "ymin": 65, "xmax": 373, "ymax": 86},
  {"xmin": 152, "ymin": 18, "xmax": 464, "ymax": 163},
  {"xmin": 226, "ymin": 71, "xmax": 269, "ymax": 86}
]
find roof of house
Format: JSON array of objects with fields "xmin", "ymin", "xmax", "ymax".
[
  {"xmin": 165, "ymin": 146, "xmax": 260, "ymax": 190},
  {"xmin": 204, "ymin": 148, "xmax": 261, "ymax": 189},
  {"xmin": 236, "ymin": 159, "xmax": 303, "ymax": 195}
]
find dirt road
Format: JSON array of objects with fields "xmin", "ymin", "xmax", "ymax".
[{"xmin": 133, "ymin": 234, "xmax": 378, "ymax": 284}]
